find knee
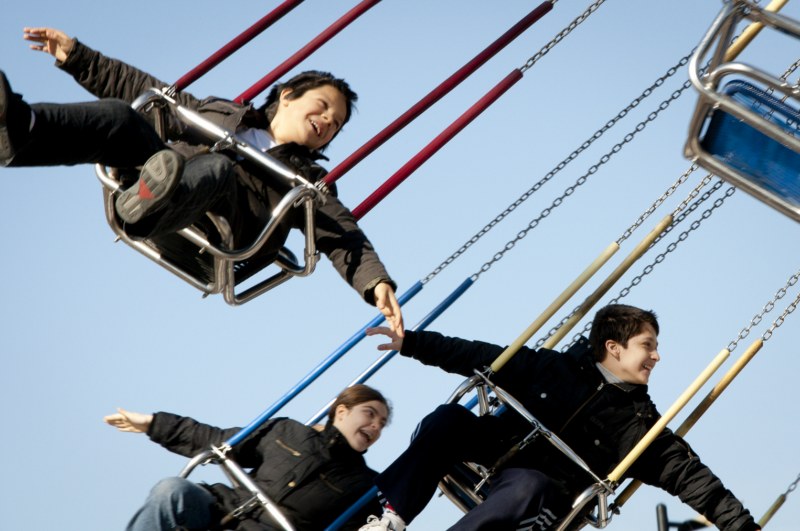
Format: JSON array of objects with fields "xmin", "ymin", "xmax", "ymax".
[
  {"xmin": 490, "ymin": 468, "xmax": 551, "ymax": 506},
  {"xmin": 412, "ymin": 404, "xmax": 476, "ymax": 442},
  {"xmin": 148, "ymin": 477, "xmax": 196, "ymax": 503}
]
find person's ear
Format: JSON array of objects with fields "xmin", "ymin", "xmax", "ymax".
[
  {"xmin": 279, "ymin": 88, "xmax": 294, "ymax": 105},
  {"xmin": 334, "ymin": 403, "xmax": 349, "ymax": 421},
  {"xmin": 605, "ymin": 339, "xmax": 620, "ymax": 360}
]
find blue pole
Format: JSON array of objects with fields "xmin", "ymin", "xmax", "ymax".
[{"xmin": 225, "ymin": 281, "xmax": 424, "ymax": 447}]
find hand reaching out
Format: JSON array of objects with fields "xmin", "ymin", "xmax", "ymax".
[
  {"xmin": 373, "ymin": 282, "xmax": 404, "ymax": 338},
  {"xmin": 23, "ymin": 27, "xmax": 74, "ymax": 62},
  {"xmin": 103, "ymin": 408, "xmax": 153, "ymax": 434},
  {"xmin": 366, "ymin": 326, "xmax": 404, "ymax": 352}
]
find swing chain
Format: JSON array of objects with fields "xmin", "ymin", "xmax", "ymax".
[
  {"xmin": 519, "ymin": 0, "xmax": 607, "ymax": 74},
  {"xmin": 726, "ymin": 269, "xmax": 800, "ymax": 350},
  {"xmin": 761, "ymin": 288, "xmax": 800, "ymax": 342},
  {"xmin": 470, "ymin": 79, "xmax": 695, "ymax": 281},
  {"xmin": 784, "ymin": 473, "xmax": 800, "ymax": 496},
  {"xmin": 422, "ymin": 51, "xmax": 693, "ymax": 284}
]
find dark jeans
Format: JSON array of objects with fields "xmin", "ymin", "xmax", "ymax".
[
  {"xmin": 126, "ymin": 477, "xmax": 217, "ymax": 531},
  {"xmin": 9, "ymin": 98, "xmax": 238, "ymax": 238},
  {"xmin": 376, "ymin": 404, "xmax": 559, "ymax": 530}
]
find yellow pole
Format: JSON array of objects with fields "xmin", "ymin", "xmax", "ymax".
[
  {"xmin": 613, "ymin": 339, "xmax": 764, "ymax": 508},
  {"xmin": 542, "ymin": 215, "xmax": 673, "ymax": 350},
  {"xmin": 607, "ymin": 348, "xmax": 730, "ymax": 484},
  {"xmin": 489, "ymin": 242, "xmax": 619, "ymax": 372},
  {"xmin": 724, "ymin": 0, "xmax": 790, "ymax": 62},
  {"xmin": 759, "ymin": 495, "xmax": 787, "ymax": 527}
]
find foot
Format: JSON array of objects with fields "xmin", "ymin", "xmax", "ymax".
[
  {"xmin": 115, "ymin": 149, "xmax": 183, "ymax": 224},
  {"xmin": 359, "ymin": 511, "xmax": 406, "ymax": 531}
]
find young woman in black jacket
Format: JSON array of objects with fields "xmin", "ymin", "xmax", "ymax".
[{"xmin": 104, "ymin": 384, "xmax": 391, "ymax": 531}]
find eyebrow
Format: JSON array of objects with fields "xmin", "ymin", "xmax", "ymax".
[{"xmin": 362, "ymin": 405, "xmax": 388, "ymax": 424}]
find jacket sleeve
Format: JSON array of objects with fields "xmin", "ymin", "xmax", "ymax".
[
  {"xmin": 631, "ymin": 429, "xmax": 760, "ymax": 531},
  {"xmin": 400, "ymin": 330, "xmax": 510, "ymax": 376},
  {"xmin": 312, "ymin": 182, "xmax": 396, "ymax": 304},
  {"xmin": 56, "ymin": 39, "xmax": 203, "ymax": 110}
]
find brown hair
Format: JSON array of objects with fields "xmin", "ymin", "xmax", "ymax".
[
  {"xmin": 326, "ymin": 384, "xmax": 391, "ymax": 425},
  {"xmin": 588, "ymin": 304, "xmax": 659, "ymax": 362}
]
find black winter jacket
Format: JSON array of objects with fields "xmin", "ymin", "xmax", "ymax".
[
  {"xmin": 399, "ymin": 330, "xmax": 760, "ymax": 531},
  {"xmin": 56, "ymin": 39, "xmax": 395, "ymax": 303},
  {"xmin": 148, "ymin": 413, "xmax": 381, "ymax": 531}
]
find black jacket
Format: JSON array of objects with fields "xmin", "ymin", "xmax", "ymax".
[
  {"xmin": 57, "ymin": 39, "xmax": 395, "ymax": 303},
  {"xmin": 148, "ymin": 413, "xmax": 381, "ymax": 531},
  {"xmin": 400, "ymin": 330, "xmax": 760, "ymax": 531}
]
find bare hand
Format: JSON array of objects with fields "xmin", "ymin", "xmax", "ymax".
[
  {"xmin": 103, "ymin": 408, "xmax": 153, "ymax": 433},
  {"xmin": 23, "ymin": 27, "xmax": 74, "ymax": 62},
  {"xmin": 366, "ymin": 326, "xmax": 403, "ymax": 351},
  {"xmin": 373, "ymin": 282, "xmax": 404, "ymax": 338}
]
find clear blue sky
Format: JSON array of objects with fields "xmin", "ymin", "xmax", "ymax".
[{"xmin": 2, "ymin": 1, "xmax": 799, "ymax": 529}]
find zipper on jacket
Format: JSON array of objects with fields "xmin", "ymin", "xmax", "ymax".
[
  {"xmin": 559, "ymin": 382, "xmax": 605, "ymax": 433},
  {"xmin": 275, "ymin": 438, "xmax": 302, "ymax": 457}
]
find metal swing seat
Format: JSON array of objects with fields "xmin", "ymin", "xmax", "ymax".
[
  {"xmin": 437, "ymin": 368, "xmax": 618, "ymax": 531},
  {"xmin": 685, "ymin": 0, "xmax": 800, "ymax": 222},
  {"xmin": 95, "ymin": 87, "xmax": 328, "ymax": 305}
]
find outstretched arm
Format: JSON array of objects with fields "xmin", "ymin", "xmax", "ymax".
[
  {"xmin": 104, "ymin": 408, "xmax": 153, "ymax": 434},
  {"xmin": 23, "ymin": 27, "xmax": 74, "ymax": 62},
  {"xmin": 373, "ymin": 282, "xmax": 404, "ymax": 338}
]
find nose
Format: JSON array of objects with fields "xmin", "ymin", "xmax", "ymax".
[{"xmin": 652, "ymin": 350, "xmax": 661, "ymax": 362}]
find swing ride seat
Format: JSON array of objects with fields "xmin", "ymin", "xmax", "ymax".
[
  {"xmin": 95, "ymin": 87, "xmax": 327, "ymax": 305},
  {"xmin": 437, "ymin": 369, "xmax": 616, "ymax": 531},
  {"xmin": 684, "ymin": 0, "xmax": 800, "ymax": 222}
]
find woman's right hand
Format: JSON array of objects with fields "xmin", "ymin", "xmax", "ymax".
[
  {"xmin": 103, "ymin": 408, "xmax": 153, "ymax": 434},
  {"xmin": 365, "ymin": 326, "xmax": 404, "ymax": 352},
  {"xmin": 23, "ymin": 27, "xmax": 74, "ymax": 62}
]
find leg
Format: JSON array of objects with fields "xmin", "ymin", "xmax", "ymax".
[
  {"xmin": 124, "ymin": 152, "xmax": 238, "ymax": 237},
  {"xmin": 374, "ymin": 404, "xmax": 509, "ymax": 524},
  {"xmin": 0, "ymin": 71, "xmax": 164, "ymax": 168},
  {"xmin": 447, "ymin": 468, "xmax": 556, "ymax": 531},
  {"xmin": 126, "ymin": 477, "xmax": 217, "ymax": 531}
]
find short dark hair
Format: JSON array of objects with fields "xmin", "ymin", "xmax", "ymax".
[
  {"xmin": 326, "ymin": 384, "xmax": 391, "ymax": 425},
  {"xmin": 258, "ymin": 70, "xmax": 358, "ymax": 150},
  {"xmin": 588, "ymin": 304, "xmax": 659, "ymax": 362}
]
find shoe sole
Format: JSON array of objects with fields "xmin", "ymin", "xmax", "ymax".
[{"xmin": 116, "ymin": 151, "xmax": 183, "ymax": 224}]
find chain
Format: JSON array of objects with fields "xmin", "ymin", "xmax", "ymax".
[
  {"xmin": 761, "ymin": 287, "xmax": 800, "ymax": 342},
  {"xmin": 784, "ymin": 473, "xmax": 800, "ymax": 496},
  {"xmin": 519, "ymin": 0, "xmax": 607, "ymax": 74},
  {"xmin": 422, "ymin": 53, "xmax": 693, "ymax": 284},
  {"xmin": 550, "ymin": 184, "xmax": 736, "ymax": 349},
  {"xmin": 726, "ymin": 269, "xmax": 800, "ymax": 350}
]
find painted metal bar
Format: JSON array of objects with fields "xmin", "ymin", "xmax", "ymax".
[
  {"xmin": 352, "ymin": 70, "xmax": 522, "ymax": 219},
  {"xmin": 224, "ymin": 281, "xmax": 423, "ymax": 447},
  {"xmin": 542, "ymin": 215, "xmax": 673, "ymax": 350},
  {"xmin": 488, "ymin": 242, "xmax": 619, "ymax": 373},
  {"xmin": 607, "ymin": 348, "xmax": 730, "ymax": 483},
  {"xmin": 613, "ymin": 339, "xmax": 764, "ymax": 508},
  {"xmin": 325, "ymin": 486, "xmax": 379, "ymax": 531},
  {"xmin": 236, "ymin": 0, "xmax": 381, "ymax": 103},
  {"xmin": 172, "ymin": 0, "xmax": 304, "ymax": 92},
  {"xmin": 724, "ymin": 0, "xmax": 790, "ymax": 62},
  {"xmin": 322, "ymin": 1, "xmax": 554, "ymax": 186},
  {"xmin": 306, "ymin": 277, "xmax": 476, "ymax": 425}
]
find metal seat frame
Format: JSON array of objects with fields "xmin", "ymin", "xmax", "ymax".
[
  {"xmin": 684, "ymin": 0, "xmax": 800, "ymax": 221},
  {"xmin": 438, "ymin": 369, "xmax": 617, "ymax": 531},
  {"xmin": 95, "ymin": 88, "xmax": 328, "ymax": 305}
]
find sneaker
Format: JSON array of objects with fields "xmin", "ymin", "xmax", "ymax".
[
  {"xmin": 116, "ymin": 149, "xmax": 183, "ymax": 224},
  {"xmin": 359, "ymin": 510, "xmax": 406, "ymax": 531}
]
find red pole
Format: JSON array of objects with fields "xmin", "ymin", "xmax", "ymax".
[
  {"xmin": 351, "ymin": 69, "xmax": 523, "ymax": 220},
  {"xmin": 172, "ymin": 0, "xmax": 304, "ymax": 92},
  {"xmin": 323, "ymin": 1, "xmax": 553, "ymax": 187},
  {"xmin": 235, "ymin": 0, "xmax": 382, "ymax": 104}
]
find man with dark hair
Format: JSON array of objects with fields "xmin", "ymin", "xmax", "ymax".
[{"xmin": 360, "ymin": 304, "xmax": 760, "ymax": 531}]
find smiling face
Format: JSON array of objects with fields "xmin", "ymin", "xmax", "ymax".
[
  {"xmin": 332, "ymin": 400, "xmax": 389, "ymax": 453},
  {"xmin": 602, "ymin": 322, "xmax": 660, "ymax": 385},
  {"xmin": 268, "ymin": 84, "xmax": 347, "ymax": 150}
]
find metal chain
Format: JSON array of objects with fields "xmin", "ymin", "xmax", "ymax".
[
  {"xmin": 519, "ymin": 0, "xmax": 607, "ymax": 74},
  {"xmin": 725, "ymin": 269, "xmax": 800, "ymax": 350},
  {"xmin": 422, "ymin": 53, "xmax": 693, "ymax": 284},
  {"xmin": 783, "ymin": 473, "xmax": 800, "ymax": 497},
  {"xmin": 469, "ymin": 79, "xmax": 695, "ymax": 281},
  {"xmin": 761, "ymin": 287, "xmax": 800, "ymax": 342},
  {"xmin": 555, "ymin": 184, "xmax": 737, "ymax": 349}
]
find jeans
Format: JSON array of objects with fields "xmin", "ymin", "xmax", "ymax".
[
  {"xmin": 126, "ymin": 477, "xmax": 217, "ymax": 531},
  {"xmin": 9, "ymin": 98, "xmax": 239, "ymax": 238}
]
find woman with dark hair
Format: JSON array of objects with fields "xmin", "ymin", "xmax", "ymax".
[
  {"xmin": 104, "ymin": 384, "xmax": 391, "ymax": 531},
  {"xmin": 1, "ymin": 27, "xmax": 403, "ymax": 334}
]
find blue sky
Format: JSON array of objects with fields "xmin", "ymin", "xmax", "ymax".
[{"xmin": 2, "ymin": 1, "xmax": 800, "ymax": 529}]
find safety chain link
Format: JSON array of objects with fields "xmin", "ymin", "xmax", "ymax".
[
  {"xmin": 421, "ymin": 54, "xmax": 694, "ymax": 284},
  {"xmin": 549, "ymin": 184, "xmax": 737, "ymax": 349},
  {"xmin": 726, "ymin": 269, "xmax": 800, "ymax": 351},
  {"xmin": 519, "ymin": 0, "xmax": 607, "ymax": 74},
  {"xmin": 469, "ymin": 79, "xmax": 695, "ymax": 281},
  {"xmin": 616, "ymin": 163, "xmax": 699, "ymax": 245},
  {"xmin": 783, "ymin": 473, "xmax": 800, "ymax": 496},
  {"xmin": 761, "ymin": 287, "xmax": 800, "ymax": 343}
]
